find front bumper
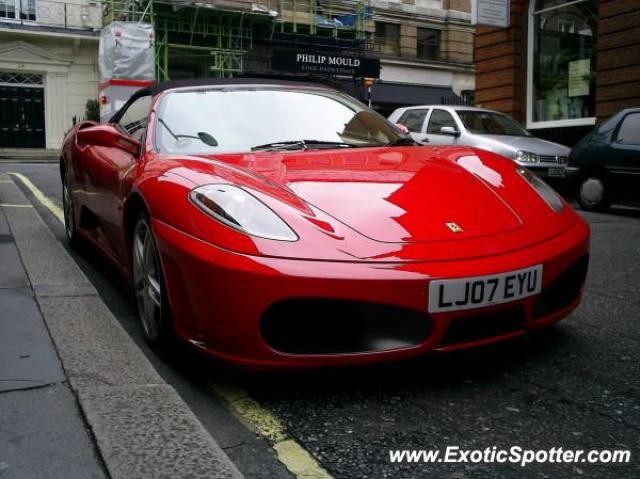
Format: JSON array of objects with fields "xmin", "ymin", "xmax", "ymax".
[{"xmin": 153, "ymin": 218, "xmax": 590, "ymax": 369}]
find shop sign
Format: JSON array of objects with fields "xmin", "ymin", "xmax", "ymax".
[
  {"xmin": 272, "ymin": 49, "xmax": 380, "ymax": 78},
  {"xmin": 472, "ymin": 0, "xmax": 511, "ymax": 28}
]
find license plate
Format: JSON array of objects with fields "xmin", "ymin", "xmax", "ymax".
[
  {"xmin": 428, "ymin": 265, "xmax": 543, "ymax": 313},
  {"xmin": 548, "ymin": 167, "xmax": 566, "ymax": 178}
]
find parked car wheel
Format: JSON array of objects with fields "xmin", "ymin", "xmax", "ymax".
[
  {"xmin": 132, "ymin": 210, "xmax": 174, "ymax": 350},
  {"xmin": 62, "ymin": 175, "xmax": 82, "ymax": 249},
  {"xmin": 576, "ymin": 173, "xmax": 610, "ymax": 212}
]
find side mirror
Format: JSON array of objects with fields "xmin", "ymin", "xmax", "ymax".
[
  {"xmin": 440, "ymin": 126, "xmax": 460, "ymax": 137},
  {"xmin": 77, "ymin": 124, "xmax": 141, "ymax": 156}
]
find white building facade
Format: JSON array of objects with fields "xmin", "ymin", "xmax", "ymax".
[{"xmin": 0, "ymin": 0, "xmax": 101, "ymax": 154}]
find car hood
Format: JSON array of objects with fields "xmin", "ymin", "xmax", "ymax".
[
  {"xmin": 157, "ymin": 145, "xmax": 578, "ymax": 261},
  {"xmin": 476, "ymin": 135, "xmax": 571, "ymax": 157},
  {"xmin": 182, "ymin": 146, "xmax": 560, "ymax": 245},
  {"xmin": 280, "ymin": 153, "xmax": 522, "ymax": 244}
]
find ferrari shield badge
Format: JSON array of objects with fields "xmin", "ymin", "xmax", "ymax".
[{"xmin": 446, "ymin": 222, "xmax": 463, "ymax": 233}]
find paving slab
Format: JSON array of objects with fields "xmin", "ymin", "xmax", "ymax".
[
  {"xmin": 0, "ymin": 207, "xmax": 11, "ymax": 236},
  {"xmin": 80, "ymin": 384, "xmax": 243, "ymax": 479},
  {"xmin": 37, "ymin": 295, "xmax": 164, "ymax": 389},
  {"xmin": 0, "ymin": 180, "xmax": 95, "ymax": 295},
  {"xmin": 0, "ymin": 288, "xmax": 65, "ymax": 392},
  {"xmin": 0, "ymin": 242, "xmax": 29, "ymax": 289},
  {"xmin": 1, "ymin": 176, "xmax": 245, "ymax": 478},
  {"xmin": 0, "ymin": 383, "xmax": 107, "ymax": 479}
]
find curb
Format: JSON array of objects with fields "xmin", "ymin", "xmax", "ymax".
[
  {"xmin": 0, "ymin": 175, "xmax": 244, "ymax": 479},
  {"xmin": 0, "ymin": 158, "xmax": 58, "ymax": 163},
  {"xmin": 0, "ymin": 155, "xmax": 58, "ymax": 164}
]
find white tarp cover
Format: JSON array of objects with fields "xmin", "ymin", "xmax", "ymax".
[{"xmin": 99, "ymin": 22, "xmax": 155, "ymax": 81}]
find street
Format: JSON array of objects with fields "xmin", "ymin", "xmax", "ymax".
[{"xmin": 2, "ymin": 161, "xmax": 639, "ymax": 479}]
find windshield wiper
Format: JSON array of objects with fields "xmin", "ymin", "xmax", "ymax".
[
  {"xmin": 158, "ymin": 119, "xmax": 218, "ymax": 146},
  {"xmin": 158, "ymin": 118, "xmax": 198, "ymax": 141},
  {"xmin": 251, "ymin": 140, "xmax": 357, "ymax": 152},
  {"xmin": 386, "ymin": 137, "xmax": 419, "ymax": 146}
]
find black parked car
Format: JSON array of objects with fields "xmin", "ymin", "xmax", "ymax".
[{"xmin": 567, "ymin": 108, "xmax": 640, "ymax": 211}]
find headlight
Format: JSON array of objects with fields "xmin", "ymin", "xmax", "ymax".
[
  {"xmin": 189, "ymin": 184, "xmax": 298, "ymax": 241},
  {"xmin": 517, "ymin": 167, "xmax": 565, "ymax": 213},
  {"xmin": 515, "ymin": 150, "xmax": 539, "ymax": 163}
]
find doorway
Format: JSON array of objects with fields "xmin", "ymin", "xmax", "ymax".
[{"xmin": 0, "ymin": 73, "xmax": 45, "ymax": 148}]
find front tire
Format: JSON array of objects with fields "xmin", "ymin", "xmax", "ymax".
[
  {"xmin": 132, "ymin": 211, "xmax": 174, "ymax": 350},
  {"xmin": 62, "ymin": 175, "xmax": 81, "ymax": 249},
  {"xmin": 576, "ymin": 173, "xmax": 610, "ymax": 212}
]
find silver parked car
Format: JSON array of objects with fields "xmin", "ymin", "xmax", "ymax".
[{"xmin": 388, "ymin": 106, "xmax": 570, "ymax": 179}]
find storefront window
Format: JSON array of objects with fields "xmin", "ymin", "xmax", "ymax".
[{"xmin": 530, "ymin": 0, "xmax": 597, "ymax": 125}]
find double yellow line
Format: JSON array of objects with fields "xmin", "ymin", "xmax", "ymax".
[
  {"xmin": 7, "ymin": 172, "xmax": 64, "ymax": 222},
  {"xmin": 7, "ymin": 171, "xmax": 333, "ymax": 479},
  {"xmin": 213, "ymin": 383, "xmax": 332, "ymax": 478}
]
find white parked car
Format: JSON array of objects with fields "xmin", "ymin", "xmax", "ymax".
[{"xmin": 389, "ymin": 106, "xmax": 570, "ymax": 179}]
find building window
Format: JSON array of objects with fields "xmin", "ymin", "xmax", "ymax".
[
  {"xmin": 417, "ymin": 28, "xmax": 441, "ymax": 61},
  {"xmin": 0, "ymin": 0, "xmax": 36, "ymax": 21},
  {"xmin": 375, "ymin": 22, "xmax": 400, "ymax": 55},
  {"xmin": 528, "ymin": 0, "xmax": 597, "ymax": 127},
  {"xmin": 0, "ymin": 72, "xmax": 43, "ymax": 86}
]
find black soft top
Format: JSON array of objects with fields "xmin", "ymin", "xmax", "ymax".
[
  {"xmin": 142, "ymin": 77, "xmax": 331, "ymax": 96},
  {"xmin": 111, "ymin": 78, "xmax": 332, "ymax": 123}
]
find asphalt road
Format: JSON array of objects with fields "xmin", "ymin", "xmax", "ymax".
[{"xmin": 2, "ymin": 162, "xmax": 639, "ymax": 479}]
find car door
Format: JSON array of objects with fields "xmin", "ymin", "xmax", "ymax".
[
  {"xmin": 424, "ymin": 108, "xmax": 460, "ymax": 145},
  {"xmin": 396, "ymin": 108, "xmax": 430, "ymax": 144},
  {"xmin": 609, "ymin": 111, "xmax": 640, "ymax": 198},
  {"xmin": 79, "ymin": 94, "xmax": 152, "ymax": 260}
]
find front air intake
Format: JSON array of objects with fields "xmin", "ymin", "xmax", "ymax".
[
  {"xmin": 534, "ymin": 255, "xmax": 589, "ymax": 319},
  {"xmin": 261, "ymin": 299, "xmax": 432, "ymax": 355}
]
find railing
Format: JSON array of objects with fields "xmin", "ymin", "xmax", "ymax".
[
  {"xmin": 441, "ymin": 93, "xmax": 475, "ymax": 107},
  {"xmin": 0, "ymin": 0, "xmax": 102, "ymax": 30}
]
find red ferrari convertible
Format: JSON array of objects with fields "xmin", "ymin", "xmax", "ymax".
[{"xmin": 61, "ymin": 79, "xmax": 590, "ymax": 369}]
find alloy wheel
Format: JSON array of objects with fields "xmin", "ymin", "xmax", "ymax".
[
  {"xmin": 62, "ymin": 179, "xmax": 76, "ymax": 243},
  {"xmin": 132, "ymin": 219, "xmax": 164, "ymax": 342}
]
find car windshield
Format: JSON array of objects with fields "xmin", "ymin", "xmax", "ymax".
[
  {"xmin": 458, "ymin": 110, "xmax": 532, "ymax": 137},
  {"xmin": 155, "ymin": 87, "xmax": 406, "ymax": 154}
]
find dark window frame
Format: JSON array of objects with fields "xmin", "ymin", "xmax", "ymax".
[
  {"xmin": 375, "ymin": 22, "xmax": 400, "ymax": 55},
  {"xmin": 417, "ymin": 28, "xmax": 441, "ymax": 61},
  {"xmin": 0, "ymin": 0, "xmax": 36, "ymax": 21}
]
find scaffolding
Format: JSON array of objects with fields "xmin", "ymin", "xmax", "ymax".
[
  {"xmin": 275, "ymin": 0, "xmax": 373, "ymax": 40},
  {"xmin": 101, "ymin": 0, "xmax": 373, "ymax": 81}
]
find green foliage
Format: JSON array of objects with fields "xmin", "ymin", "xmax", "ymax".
[{"xmin": 85, "ymin": 98, "xmax": 100, "ymax": 122}]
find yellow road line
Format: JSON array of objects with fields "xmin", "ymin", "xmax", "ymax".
[
  {"xmin": 8, "ymin": 172, "xmax": 64, "ymax": 223},
  {"xmin": 0, "ymin": 203, "xmax": 33, "ymax": 208},
  {"xmin": 213, "ymin": 383, "xmax": 333, "ymax": 479},
  {"xmin": 7, "ymin": 171, "xmax": 333, "ymax": 479}
]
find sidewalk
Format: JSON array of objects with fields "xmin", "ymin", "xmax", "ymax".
[
  {"xmin": 0, "ymin": 174, "xmax": 243, "ymax": 479},
  {"xmin": 0, "ymin": 192, "xmax": 105, "ymax": 478}
]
